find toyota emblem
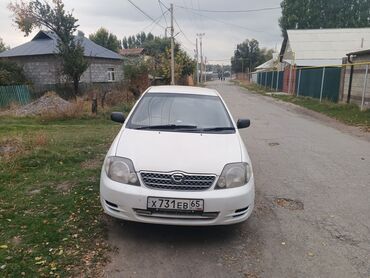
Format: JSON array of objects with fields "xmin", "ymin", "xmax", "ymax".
[{"xmin": 171, "ymin": 173, "xmax": 184, "ymax": 183}]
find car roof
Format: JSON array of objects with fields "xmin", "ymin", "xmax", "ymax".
[{"xmin": 146, "ymin": 85, "xmax": 219, "ymax": 96}]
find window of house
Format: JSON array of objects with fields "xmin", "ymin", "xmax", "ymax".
[{"xmin": 108, "ymin": 68, "xmax": 115, "ymax": 82}]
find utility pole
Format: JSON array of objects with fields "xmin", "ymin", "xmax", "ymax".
[
  {"xmin": 197, "ymin": 33, "xmax": 205, "ymax": 83},
  {"xmin": 170, "ymin": 3, "xmax": 175, "ymax": 85},
  {"xmin": 195, "ymin": 38, "xmax": 199, "ymax": 84},
  {"xmin": 204, "ymin": 56, "xmax": 207, "ymax": 82}
]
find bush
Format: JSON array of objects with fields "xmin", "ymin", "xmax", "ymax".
[{"xmin": 0, "ymin": 60, "xmax": 27, "ymax": 85}]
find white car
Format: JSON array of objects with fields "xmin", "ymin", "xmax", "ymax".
[{"xmin": 100, "ymin": 86, "xmax": 255, "ymax": 226}]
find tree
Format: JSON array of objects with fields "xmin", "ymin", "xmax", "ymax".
[
  {"xmin": 9, "ymin": 0, "xmax": 88, "ymax": 98},
  {"xmin": 155, "ymin": 48, "xmax": 195, "ymax": 83},
  {"xmin": 89, "ymin": 27, "xmax": 121, "ymax": 52},
  {"xmin": 0, "ymin": 38, "xmax": 9, "ymax": 53},
  {"xmin": 279, "ymin": 0, "xmax": 370, "ymax": 37},
  {"xmin": 0, "ymin": 60, "xmax": 27, "ymax": 85},
  {"xmin": 122, "ymin": 32, "xmax": 156, "ymax": 49},
  {"xmin": 231, "ymin": 39, "xmax": 271, "ymax": 73}
]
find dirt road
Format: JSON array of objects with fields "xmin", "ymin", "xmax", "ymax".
[{"xmin": 103, "ymin": 80, "xmax": 370, "ymax": 278}]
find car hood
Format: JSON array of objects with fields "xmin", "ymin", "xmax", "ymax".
[{"xmin": 115, "ymin": 128, "xmax": 242, "ymax": 174}]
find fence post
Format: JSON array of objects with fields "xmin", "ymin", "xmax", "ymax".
[
  {"xmin": 361, "ymin": 64, "xmax": 369, "ymax": 111},
  {"xmin": 276, "ymin": 71, "xmax": 279, "ymax": 92},
  {"xmin": 264, "ymin": 71, "xmax": 268, "ymax": 87},
  {"xmin": 297, "ymin": 69, "xmax": 302, "ymax": 97},
  {"xmin": 288, "ymin": 65, "xmax": 293, "ymax": 94},
  {"xmin": 271, "ymin": 71, "xmax": 274, "ymax": 90},
  {"xmin": 320, "ymin": 67, "xmax": 326, "ymax": 102}
]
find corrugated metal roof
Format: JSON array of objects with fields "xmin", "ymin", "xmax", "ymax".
[
  {"xmin": 119, "ymin": 48, "xmax": 145, "ymax": 56},
  {"xmin": 0, "ymin": 31, "xmax": 122, "ymax": 60},
  {"xmin": 256, "ymin": 59, "xmax": 274, "ymax": 70},
  {"xmin": 284, "ymin": 28, "xmax": 370, "ymax": 66}
]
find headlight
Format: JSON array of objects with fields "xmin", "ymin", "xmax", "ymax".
[
  {"xmin": 216, "ymin": 162, "xmax": 251, "ymax": 189},
  {"xmin": 104, "ymin": 156, "xmax": 140, "ymax": 186}
]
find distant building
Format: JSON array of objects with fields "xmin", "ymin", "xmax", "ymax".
[
  {"xmin": 278, "ymin": 28, "xmax": 370, "ymax": 94},
  {"xmin": 0, "ymin": 30, "xmax": 124, "ymax": 87},
  {"xmin": 119, "ymin": 48, "xmax": 147, "ymax": 64},
  {"xmin": 280, "ymin": 28, "xmax": 370, "ymax": 67}
]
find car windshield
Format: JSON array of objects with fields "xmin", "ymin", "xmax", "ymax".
[{"xmin": 126, "ymin": 93, "xmax": 235, "ymax": 133}]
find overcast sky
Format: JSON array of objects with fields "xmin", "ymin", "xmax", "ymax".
[{"xmin": 0, "ymin": 0, "xmax": 283, "ymax": 64}]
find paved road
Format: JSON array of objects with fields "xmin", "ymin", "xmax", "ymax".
[{"xmin": 103, "ymin": 80, "xmax": 370, "ymax": 278}]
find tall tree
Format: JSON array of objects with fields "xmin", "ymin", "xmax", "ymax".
[
  {"xmin": 0, "ymin": 38, "xmax": 9, "ymax": 53},
  {"xmin": 231, "ymin": 39, "xmax": 271, "ymax": 73},
  {"xmin": 89, "ymin": 27, "xmax": 121, "ymax": 52},
  {"xmin": 8, "ymin": 0, "xmax": 88, "ymax": 98},
  {"xmin": 280, "ymin": 0, "xmax": 370, "ymax": 37},
  {"xmin": 122, "ymin": 32, "xmax": 156, "ymax": 49}
]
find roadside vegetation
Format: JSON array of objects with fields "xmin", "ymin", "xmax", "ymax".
[
  {"xmin": 0, "ymin": 104, "xmax": 131, "ymax": 277},
  {"xmin": 236, "ymin": 81, "xmax": 370, "ymax": 131},
  {"xmin": 272, "ymin": 95, "xmax": 370, "ymax": 130}
]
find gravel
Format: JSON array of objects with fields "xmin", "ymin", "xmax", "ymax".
[{"xmin": 4, "ymin": 92, "xmax": 73, "ymax": 116}]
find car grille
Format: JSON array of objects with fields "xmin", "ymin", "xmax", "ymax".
[
  {"xmin": 134, "ymin": 209, "xmax": 219, "ymax": 220},
  {"xmin": 140, "ymin": 171, "xmax": 216, "ymax": 191}
]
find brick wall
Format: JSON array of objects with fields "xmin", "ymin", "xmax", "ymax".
[{"xmin": 282, "ymin": 66, "xmax": 296, "ymax": 94}]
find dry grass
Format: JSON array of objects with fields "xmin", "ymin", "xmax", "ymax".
[
  {"xmin": 38, "ymin": 98, "xmax": 85, "ymax": 120},
  {"xmin": 0, "ymin": 136, "xmax": 23, "ymax": 161},
  {"xmin": 0, "ymin": 132, "xmax": 49, "ymax": 162}
]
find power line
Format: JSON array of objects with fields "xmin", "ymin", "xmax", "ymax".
[
  {"xmin": 174, "ymin": 18, "xmax": 195, "ymax": 46},
  {"xmin": 196, "ymin": 0, "xmax": 204, "ymax": 30},
  {"xmin": 142, "ymin": 10, "xmax": 169, "ymax": 32},
  {"xmin": 174, "ymin": 5, "xmax": 281, "ymax": 13},
  {"xmin": 127, "ymin": 0, "xmax": 165, "ymax": 29},
  {"xmin": 158, "ymin": 0, "xmax": 168, "ymax": 27},
  {"xmin": 181, "ymin": 7, "xmax": 275, "ymax": 35}
]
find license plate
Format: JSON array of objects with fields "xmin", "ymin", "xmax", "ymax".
[{"xmin": 147, "ymin": 197, "xmax": 204, "ymax": 211}]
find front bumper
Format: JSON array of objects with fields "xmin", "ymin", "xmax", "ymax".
[{"xmin": 100, "ymin": 171, "xmax": 255, "ymax": 226}]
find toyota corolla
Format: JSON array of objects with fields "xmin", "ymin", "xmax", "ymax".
[{"xmin": 100, "ymin": 85, "xmax": 255, "ymax": 226}]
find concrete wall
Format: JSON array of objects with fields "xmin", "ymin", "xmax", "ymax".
[
  {"xmin": 10, "ymin": 56, "xmax": 60, "ymax": 85},
  {"xmin": 4, "ymin": 55, "xmax": 124, "ymax": 86},
  {"xmin": 342, "ymin": 54, "xmax": 370, "ymax": 109},
  {"xmin": 80, "ymin": 58, "xmax": 124, "ymax": 83}
]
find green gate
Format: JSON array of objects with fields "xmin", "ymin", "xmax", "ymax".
[{"xmin": 296, "ymin": 67, "xmax": 341, "ymax": 102}]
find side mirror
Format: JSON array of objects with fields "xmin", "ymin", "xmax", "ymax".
[
  {"xmin": 111, "ymin": 112, "xmax": 126, "ymax": 123},
  {"xmin": 237, "ymin": 119, "xmax": 250, "ymax": 129}
]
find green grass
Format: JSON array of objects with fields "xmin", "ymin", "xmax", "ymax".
[
  {"xmin": 272, "ymin": 95, "xmax": 370, "ymax": 129},
  {"xmin": 0, "ymin": 104, "xmax": 131, "ymax": 277},
  {"xmin": 234, "ymin": 80, "xmax": 370, "ymax": 130}
]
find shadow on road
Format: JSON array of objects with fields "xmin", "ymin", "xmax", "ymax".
[{"xmin": 108, "ymin": 218, "xmax": 250, "ymax": 246}]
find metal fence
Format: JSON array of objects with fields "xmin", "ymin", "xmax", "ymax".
[
  {"xmin": 296, "ymin": 67, "xmax": 342, "ymax": 102},
  {"xmin": 255, "ymin": 67, "xmax": 341, "ymax": 102},
  {"xmin": 256, "ymin": 71, "xmax": 284, "ymax": 91},
  {"xmin": 0, "ymin": 85, "xmax": 31, "ymax": 108}
]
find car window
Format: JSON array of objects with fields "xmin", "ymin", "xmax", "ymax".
[{"xmin": 126, "ymin": 93, "xmax": 234, "ymax": 132}]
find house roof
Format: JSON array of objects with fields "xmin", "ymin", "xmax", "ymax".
[
  {"xmin": 0, "ymin": 30, "xmax": 122, "ymax": 60},
  {"xmin": 282, "ymin": 28, "xmax": 370, "ymax": 66},
  {"xmin": 255, "ymin": 53, "xmax": 279, "ymax": 71},
  {"xmin": 119, "ymin": 48, "xmax": 145, "ymax": 56}
]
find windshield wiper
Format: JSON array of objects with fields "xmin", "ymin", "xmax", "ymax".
[
  {"xmin": 200, "ymin": 127, "xmax": 235, "ymax": 132},
  {"xmin": 136, "ymin": 124, "xmax": 198, "ymax": 130}
]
